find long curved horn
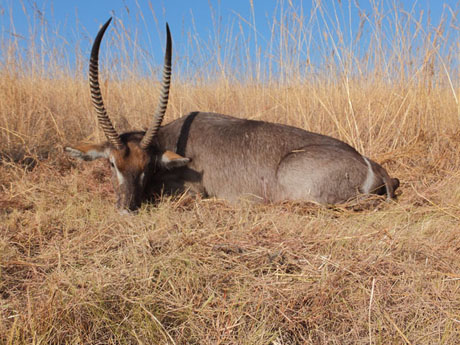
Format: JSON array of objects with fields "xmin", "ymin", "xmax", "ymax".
[
  {"xmin": 140, "ymin": 23, "xmax": 172, "ymax": 150},
  {"xmin": 89, "ymin": 17, "xmax": 124, "ymax": 150}
]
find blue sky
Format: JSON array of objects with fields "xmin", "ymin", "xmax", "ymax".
[{"xmin": 0, "ymin": 1, "xmax": 458, "ymax": 80}]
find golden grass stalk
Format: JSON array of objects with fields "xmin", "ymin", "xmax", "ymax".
[{"xmin": 1, "ymin": 1, "xmax": 460, "ymax": 344}]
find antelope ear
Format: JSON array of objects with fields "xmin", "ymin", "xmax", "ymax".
[
  {"xmin": 161, "ymin": 150, "xmax": 190, "ymax": 169},
  {"xmin": 65, "ymin": 144, "xmax": 109, "ymax": 161}
]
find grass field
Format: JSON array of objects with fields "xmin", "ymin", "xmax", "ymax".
[{"xmin": 1, "ymin": 2, "xmax": 460, "ymax": 344}]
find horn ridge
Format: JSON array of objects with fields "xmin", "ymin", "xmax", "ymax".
[
  {"xmin": 89, "ymin": 17, "xmax": 124, "ymax": 150},
  {"xmin": 140, "ymin": 23, "xmax": 172, "ymax": 150}
]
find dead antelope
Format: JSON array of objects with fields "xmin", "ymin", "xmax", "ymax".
[{"xmin": 65, "ymin": 18, "xmax": 399, "ymax": 212}]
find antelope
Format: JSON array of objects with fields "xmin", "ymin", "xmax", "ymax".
[{"xmin": 65, "ymin": 18, "xmax": 400, "ymax": 212}]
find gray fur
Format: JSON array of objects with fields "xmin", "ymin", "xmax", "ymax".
[
  {"xmin": 151, "ymin": 111, "xmax": 399, "ymax": 205},
  {"xmin": 66, "ymin": 20, "xmax": 399, "ymax": 211},
  {"xmin": 66, "ymin": 111, "xmax": 399, "ymax": 210}
]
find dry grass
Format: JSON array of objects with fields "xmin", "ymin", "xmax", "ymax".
[{"xmin": 1, "ymin": 1, "xmax": 460, "ymax": 344}]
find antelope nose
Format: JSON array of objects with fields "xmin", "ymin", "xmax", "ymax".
[{"xmin": 118, "ymin": 208, "xmax": 131, "ymax": 216}]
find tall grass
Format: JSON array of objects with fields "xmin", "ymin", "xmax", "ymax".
[
  {"xmin": 0, "ymin": 1, "xmax": 458, "ymax": 157},
  {"xmin": 1, "ymin": 1, "xmax": 460, "ymax": 344}
]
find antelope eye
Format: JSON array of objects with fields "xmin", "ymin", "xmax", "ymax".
[{"xmin": 110, "ymin": 161, "xmax": 115, "ymax": 168}]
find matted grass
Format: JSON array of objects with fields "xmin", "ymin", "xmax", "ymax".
[{"xmin": 1, "ymin": 1, "xmax": 460, "ymax": 344}]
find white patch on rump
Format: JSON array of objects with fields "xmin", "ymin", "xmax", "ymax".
[{"xmin": 361, "ymin": 157, "xmax": 375, "ymax": 194}]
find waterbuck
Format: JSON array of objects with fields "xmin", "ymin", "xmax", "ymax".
[{"xmin": 65, "ymin": 18, "xmax": 399, "ymax": 212}]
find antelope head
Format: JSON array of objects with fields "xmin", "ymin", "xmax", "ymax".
[{"xmin": 65, "ymin": 18, "xmax": 189, "ymax": 212}]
